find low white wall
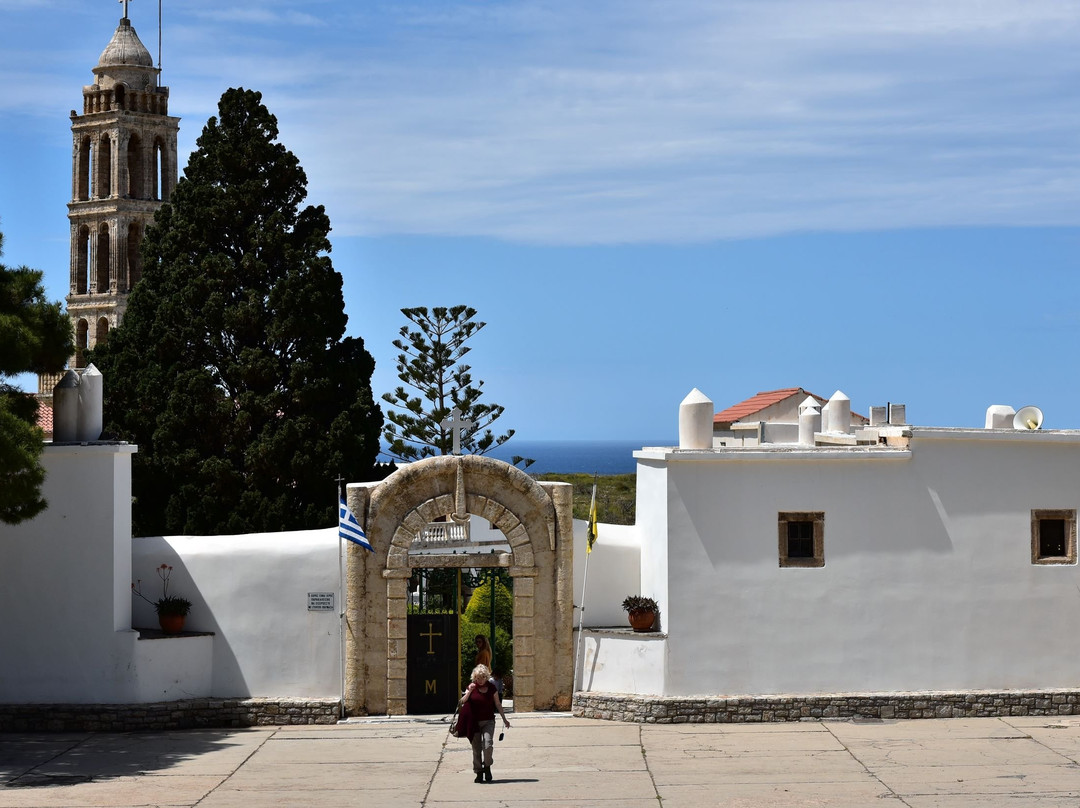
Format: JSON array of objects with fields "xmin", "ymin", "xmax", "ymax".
[
  {"xmin": 132, "ymin": 530, "xmax": 342, "ymax": 699},
  {"xmin": 578, "ymin": 631, "xmax": 666, "ymax": 695},
  {"xmin": 571, "ymin": 518, "xmax": 640, "ymax": 628},
  {"xmin": 0, "ymin": 444, "xmax": 139, "ymax": 703},
  {"xmin": 133, "ymin": 634, "xmax": 214, "ymax": 702}
]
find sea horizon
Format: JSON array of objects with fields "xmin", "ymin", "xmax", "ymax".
[{"xmin": 380, "ymin": 438, "xmax": 676, "ymax": 475}]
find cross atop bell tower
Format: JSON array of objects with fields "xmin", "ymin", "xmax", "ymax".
[{"xmin": 39, "ymin": 6, "xmax": 180, "ymax": 396}]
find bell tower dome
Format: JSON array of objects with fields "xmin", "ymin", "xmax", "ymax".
[{"xmin": 57, "ymin": 8, "xmax": 179, "ymax": 377}]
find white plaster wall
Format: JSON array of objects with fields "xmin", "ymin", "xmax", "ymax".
[
  {"xmin": 571, "ymin": 519, "xmax": 640, "ymax": 628},
  {"xmin": 656, "ymin": 434, "xmax": 1080, "ymax": 697},
  {"xmin": 132, "ymin": 634, "xmax": 214, "ymax": 702},
  {"xmin": 578, "ymin": 632, "xmax": 666, "ymax": 695},
  {"xmin": 636, "ymin": 460, "xmax": 670, "ymax": 633},
  {"xmin": 132, "ymin": 530, "xmax": 342, "ymax": 699},
  {"xmin": 0, "ymin": 444, "xmax": 140, "ymax": 703}
]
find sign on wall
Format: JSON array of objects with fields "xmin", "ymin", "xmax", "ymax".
[{"xmin": 308, "ymin": 592, "xmax": 335, "ymax": 612}]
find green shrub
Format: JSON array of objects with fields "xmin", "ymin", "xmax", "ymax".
[{"xmin": 464, "ymin": 578, "xmax": 513, "ymax": 633}]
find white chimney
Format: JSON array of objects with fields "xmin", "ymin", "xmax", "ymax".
[
  {"xmin": 798, "ymin": 396, "xmax": 821, "ymax": 446},
  {"xmin": 827, "ymin": 390, "xmax": 851, "ymax": 434},
  {"xmin": 985, "ymin": 405, "xmax": 1015, "ymax": 429},
  {"xmin": 52, "ymin": 370, "xmax": 80, "ymax": 443},
  {"xmin": 679, "ymin": 388, "xmax": 714, "ymax": 449}
]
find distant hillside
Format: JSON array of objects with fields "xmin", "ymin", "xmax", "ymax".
[{"xmin": 536, "ymin": 473, "xmax": 635, "ymax": 526}]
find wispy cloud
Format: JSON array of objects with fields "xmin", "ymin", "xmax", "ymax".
[{"xmin": 8, "ymin": 0, "xmax": 1080, "ymax": 243}]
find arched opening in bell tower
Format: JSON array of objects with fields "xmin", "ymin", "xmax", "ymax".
[
  {"xmin": 95, "ymin": 318, "xmax": 109, "ymax": 347},
  {"xmin": 75, "ymin": 320, "xmax": 89, "ymax": 369},
  {"xmin": 152, "ymin": 137, "xmax": 173, "ymax": 201},
  {"xmin": 127, "ymin": 134, "xmax": 143, "ymax": 199},
  {"xmin": 96, "ymin": 135, "xmax": 112, "ymax": 198},
  {"xmin": 75, "ymin": 226, "xmax": 90, "ymax": 294},
  {"xmin": 95, "ymin": 224, "xmax": 110, "ymax": 293},
  {"xmin": 78, "ymin": 137, "xmax": 91, "ymax": 201}
]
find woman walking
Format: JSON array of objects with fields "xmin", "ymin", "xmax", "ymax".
[
  {"xmin": 473, "ymin": 634, "xmax": 492, "ymax": 669},
  {"xmin": 460, "ymin": 664, "xmax": 510, "ymax": 783}
]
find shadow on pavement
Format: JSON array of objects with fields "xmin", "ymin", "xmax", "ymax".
[{"xmin": 0, "ymin": 729, "xmax": 263, "ymax": 788}]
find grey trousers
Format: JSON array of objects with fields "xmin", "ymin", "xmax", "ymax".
[{"xmin": 471, "ymin": 719, "xmax": 495, "ymax": 772}]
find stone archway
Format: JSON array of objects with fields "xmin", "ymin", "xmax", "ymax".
[{"xmin": 344, "ymin": 455, "xmax": 575, "ymax": 715}]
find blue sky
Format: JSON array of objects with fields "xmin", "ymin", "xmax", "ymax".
[{"xmin": 2, "ymin": 0, "xmax": 1079, "ymax": 439}]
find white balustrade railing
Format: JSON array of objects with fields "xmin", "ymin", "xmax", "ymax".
[
  {"xmin": 414, "ymin": 521, "xmax": 471, "ymax": 549},
  {"xmin": 411, "ymin": 520, "xmax": 510, "ymax": 551}
]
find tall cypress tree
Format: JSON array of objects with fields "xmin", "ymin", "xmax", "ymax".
[{"xmin": 92, "ymin": 88, "xmax": 382, "ymax": 536}]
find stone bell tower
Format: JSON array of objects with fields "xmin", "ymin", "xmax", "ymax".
[{"xmin": 40, "ymin": 7, "xmax": 179, "ymax": 393}]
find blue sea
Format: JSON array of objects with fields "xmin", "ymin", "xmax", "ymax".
[
  {"xmin": 482, "ymin": 439, "xmax": 674, "ymax": 475},
  {"xmin": 380, "ymin": 439, "xmax": 673, "ymax": 475}
]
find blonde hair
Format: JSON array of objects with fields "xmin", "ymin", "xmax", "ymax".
[{"xmin": 471, "ymin": 664, "xmax": 492, "ymax": 683}]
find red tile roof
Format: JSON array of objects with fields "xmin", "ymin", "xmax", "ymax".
[
  {"xmin": 713, "ymin": 388, "xmax": 821, "ymax": 425},
  {"xmin": 714, "ymin": 387, "xmax": 870, "ymax": 426},
  {"xmin": 36, "ymin": 400, "xmax": 53, "ymax": 436}
]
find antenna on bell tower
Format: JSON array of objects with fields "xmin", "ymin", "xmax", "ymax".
[{"xmin": 157, "ymin": 0, "xmax": 162, "ymax": 69}]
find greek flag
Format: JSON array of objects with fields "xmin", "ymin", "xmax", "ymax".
[{"xmin": 339, "ymin": 498, "xmax": 373, "ymax": 552}]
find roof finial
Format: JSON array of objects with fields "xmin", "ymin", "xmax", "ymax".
[{"xmin": 119, "ymin": 0, "xmax": 132, "ymax": 21}]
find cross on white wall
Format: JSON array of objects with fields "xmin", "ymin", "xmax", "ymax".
[{"xmin": 440, "ymin": 407, "xmax": 475, "ymax": 456}]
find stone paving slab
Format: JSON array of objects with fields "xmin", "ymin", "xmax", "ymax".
[
  {"xmin": 256, "ymin": 735, "xmax": 444, "ymax": 765},
  {"xmin": 827, "ymin": 717, "xmax": 1031, "ymax": 740},
  {"xmin": 426, "ymin": 802, "xmax": 661, "ymax": 808},
  {"xmin": 226, "ymin": 760, "xmax": 435, "ymax": 790},
  {"xmin": 2, "ymin": 713, "xmax": 1080, "ymax": 806},
  {"xmin": 840, "ymin": 737, "xmax": 1071, "ymax": 768},
  {"xmin": 429, "ymin": 766, "xmax": 658, "ymax": 801},
  {"xmin": 870, "ymin": 763, "xmax": 1080, "ymax": 796},
  {"xmin": 648, "ymin": 752, "xmax": 872, "ymax": 786},
  {"xmin": 32, "ymin": 730, "xmax": 271, "ymax": 778},
  {"xmin": 200, "ymin": 787, "xmax": 426, "ymax": 808},
  {"xmin": 643, "ymin": 726, "xmax": 847, "ymax": 753},
  {"xmin": 656, "ymin": 780, "xmax": 896, "ymax": 807},
  {"xmin": 0, "ymin": 774, "xmax": 223, "ymax": 808},
  {"xmin": 902, "ymin": 796, "xmax": 1080, "ymax": 808}
]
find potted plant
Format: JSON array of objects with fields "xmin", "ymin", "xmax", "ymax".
[
  {"xmin": 133, "ymin": 563, "xmax": 192, "ymax": 634},
  {"xmin": 621, "ymin": 595, "xmax": 658, "ymax": 632}
]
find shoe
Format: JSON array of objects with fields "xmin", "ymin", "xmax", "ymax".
[
  {"xmin": 474, "ymin": 771, "xmax": 484, "ymax": 783},
  {"xmin": 484, "ymin": 766, "xmax": 492, "ymax": 782}
]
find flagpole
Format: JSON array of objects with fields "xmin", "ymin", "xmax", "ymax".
[
  {"xmin": 336, "ymin": 475, "xmax": 346, "ymax": 721},
  {"xmin": 572, "ymin": 544, "xmax": 592, "ymax": 703},
  {"xmin": 571, "ymin": 474, "xmax": 598, "ymax": 705}
]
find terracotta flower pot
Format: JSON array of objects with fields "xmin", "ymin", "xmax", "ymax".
[
  {"xmin": 158, "ymin": 613, "xmax": 185, "ymax": 634},
  {"xmin": 627, "ymin": 609, "xmax": 655, "ymax": 632}
]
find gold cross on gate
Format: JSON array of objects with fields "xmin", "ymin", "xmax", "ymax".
[{"xmin": 420, "ymin": 622, "xmax": 442, "ymax": 655}]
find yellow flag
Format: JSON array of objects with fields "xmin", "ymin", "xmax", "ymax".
[{"xmin": 586, "ymin": 477, "xmax": 598, "ymax": 553}]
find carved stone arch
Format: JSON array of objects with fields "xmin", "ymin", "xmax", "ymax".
[{"xmin": 344, "ymin": 454, "xmax": 574, "ymax": 716}]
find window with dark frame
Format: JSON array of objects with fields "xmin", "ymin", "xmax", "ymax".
[
  {"xmin": 1031, "ymin": 509, "xmax": 1077, "ymax": 565},
  {"xmin": 786, "ymin": 520, "xmax": 814, "ymax": 558},
  {"xmin": 778, "ymin": 511, "xmax": 825, "ymax": 568}
]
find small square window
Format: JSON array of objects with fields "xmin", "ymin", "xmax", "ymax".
[
  {"xmin": 779, "ymin": 512, "xmax": 824, "ymax": 568},
  {"xmin": 1031, "ymin": 510, "xmax": 1077, "ymax": 565}
]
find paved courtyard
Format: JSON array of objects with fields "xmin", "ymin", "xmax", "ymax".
[{"xmin": 2, "ymin": 713, "xmax": 1080, "ymax": 807}]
